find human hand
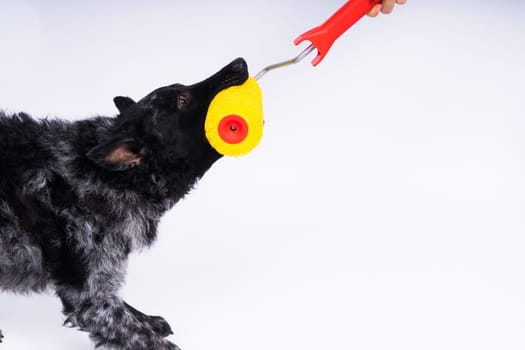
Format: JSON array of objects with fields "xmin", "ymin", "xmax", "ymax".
[{"xmin": 368, "ymin": 0, "xmax": 406, "ymax": 17}]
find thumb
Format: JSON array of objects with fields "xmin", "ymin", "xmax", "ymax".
[{"xmin": 367, "ymin": 4, "xmax": 382, "ymax": 17}]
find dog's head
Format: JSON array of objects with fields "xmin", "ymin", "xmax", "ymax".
[{"xmin": 87, "ymin": 58, "xmax": 248, "ymax": 176}]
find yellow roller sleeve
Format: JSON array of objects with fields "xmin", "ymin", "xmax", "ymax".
[{"xmin": 205, "ymin": 77, "xmax": 263, "ymax": 157}]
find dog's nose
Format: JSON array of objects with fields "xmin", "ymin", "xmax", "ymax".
[{"xmin": 231, "ymin": 59, "xmax": 246, "ymax": 72}]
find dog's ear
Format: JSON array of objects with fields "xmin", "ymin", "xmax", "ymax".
[
  {"xmin": 87, "ymin": 138, "xmax": 143, "ymax": 170},
  {"xmin": 113, "ymin": 96, "xmax": 136, "ymax": 113}
]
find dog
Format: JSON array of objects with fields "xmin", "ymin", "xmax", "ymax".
[{"xmin": 0, "ymin": 58, "xmax": 249, "ymax": 350}]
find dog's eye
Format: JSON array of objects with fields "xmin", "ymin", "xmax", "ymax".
[{"xmin": 177, "ymin": 93, "xmax": 191, "ymax": 110}]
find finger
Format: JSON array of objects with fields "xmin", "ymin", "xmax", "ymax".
[
  {"xmin": 381, "ymin": 0, "xmax": 396, "ymax": 14},
  {"xmin": 396, "ymin": 0, "xmax": 407, "ymax": 4},
  {"xmin": 367, "ymin": 4, "xmax": 382, "ymax": 17}
]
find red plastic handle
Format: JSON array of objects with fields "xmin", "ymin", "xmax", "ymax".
[{"xmin": 294, "ymin": 0, "xmax": 381, "ymax": 66}]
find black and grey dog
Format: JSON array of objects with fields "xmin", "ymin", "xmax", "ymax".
[{"xmin": 0, "ymin": 58, "xmax": 249, "ymax": 349}]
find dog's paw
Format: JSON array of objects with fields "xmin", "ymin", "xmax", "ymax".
[
  {"xmin": 94, "ymin": 337, "xmax": 180, "ymax": 350},
  {"xmin": 145, "ymin": 315, "xmax": 173, "ymax": 337},
  {"xmin": 149, "ymin": 338, "xmax": 180, "ymax": 350},
  {"xmin": 162, "ymin": 339, "xmax": 181, "ymax": 350},
  {"xmin": 63, "ymin": 315, "xmax": 79, "ymax": 329},
  {"xmin": 0, "ymin": 329, "xmax": 4, "ymax": 343},
  {"xmin": 147, "ymin": 339, "xmax": 181, "ymax": 350},
  {"xmin": 168, "ymin": 343, "xmax": 181, "ymax": 350}
]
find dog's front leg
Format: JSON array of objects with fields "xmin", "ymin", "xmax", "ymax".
[
  {"xmin": 59, "ymin": 293, "xmax": 179, "ymax": 350},
  {"xmin": 124, "ymin": 302, "xmax": 173, "ymax": 337}
]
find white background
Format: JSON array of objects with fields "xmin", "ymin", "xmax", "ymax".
[{"xmin": 0, "ymin": 1, "xmax": 524, "ymax": 349}]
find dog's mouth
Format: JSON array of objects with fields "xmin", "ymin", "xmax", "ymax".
[{"xmin": 219, "ymin": 75, "xmax": 248, "ymax": 90}]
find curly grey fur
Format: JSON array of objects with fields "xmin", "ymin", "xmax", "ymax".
[{"xmin": 0, "ymin": 58, "xmax": 250, "ymax": 349}]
